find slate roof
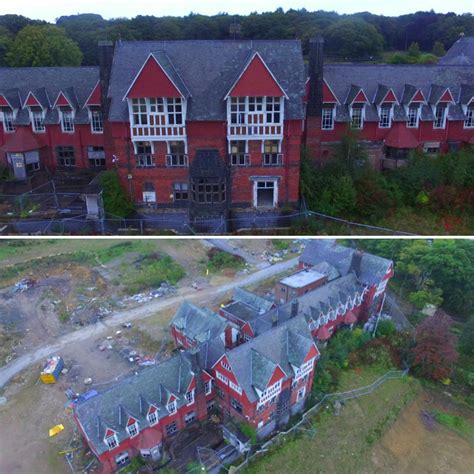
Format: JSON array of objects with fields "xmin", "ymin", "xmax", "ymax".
[
  {"xmin": 300, "ymin": 240, "xmax": 392, "ymax": 287},
  {"xmin": 222, "ymin": 288, "xmax": 274, "ymax": 323},
  {"xmin": 0, "ymin": 67, "xmax": 99, "ymax": 125},
  {"xmin": 321, "ymin": 64, "xmax": 474, "ymax": 122},
  {"xmin": 224, "ymin": 315, "xmax": 315, "ymax": 402},
  {"xmin": 439, "ymin": 36, "xmax": 474, "ymax": 65},
  {"xmin": 108, "ymin": 40, "xmax": 306, "ymax": 122},
  {"xmin": 171, "ymin": 302, "xmax": 227, "ymax": 344},
  {"xmin": 74, "ymin": 353, "xmax": 195, "ymax": 455}
]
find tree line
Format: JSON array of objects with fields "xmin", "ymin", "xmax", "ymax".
[{"xmin": 0, "ymin": 9, "xmax": 473, "ymax": 67}]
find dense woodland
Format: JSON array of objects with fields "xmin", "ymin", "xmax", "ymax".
[{"xmin": 0, "ymin": 9, "xmax": 473, "ymax": 66}]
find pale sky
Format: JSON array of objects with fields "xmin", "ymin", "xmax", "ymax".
[{"xmin": 0, "ymin": 0, "xmax": 472, "ymax": 22}]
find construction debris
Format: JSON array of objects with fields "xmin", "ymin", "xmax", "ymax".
[
  {"xmin": 84, "ymin": 378, "xmax": 93, "ymax": 385},
  {"xmin": 40, "ymin": 356, "xmax": 64, "ymax": 384},
  {"xmin": 13, "ymin": 278, "xmax": 36, "ymax": 293},
  {"xmin": 49, "ymin": 424, "xmax": 65, "ymax": 437},
  {"xmin": 119, "ymin": 282, "xmax": 177, "ymax": 305}
]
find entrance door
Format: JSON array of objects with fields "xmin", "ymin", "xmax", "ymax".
[
  {"xmin": 254, "ymin": 180, "xmax": 277, "ymax": 208},
  {"xmin": 9, "ymin": 153, "xmax": 26, "ymax": 179}
]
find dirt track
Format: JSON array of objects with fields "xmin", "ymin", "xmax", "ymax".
[{"xmin": 0, "ymin": 256, "xmax": 298, "ymax": 388}]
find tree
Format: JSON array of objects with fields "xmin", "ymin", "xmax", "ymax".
[
  {"xmin": 6, "ymin": 25, "xmax": 83, "ymax": 66},
  {"xmin": 432, "ymin": 40, "xmax": 446, "ymax": 56},
  {"xmin": 0, "ymin": 26, "xmax": 12, "ymax": 66},
  {"xmin": 407, "ymin": 41, "xmax": 421, "ymax": 59},
  {"xmin": 100, "ymin": 171, "xmax": 135, "ymax": 218},
  {"xmin": 459, "ymin": 317, "xmax": 474, "ymax": 356},
  {"xmin": 325, "ymin": 19, "xmax": 384, "ymax": 59},
  {"xmin": 411, "ymin": 311, "xmax": 458, "ymax": 381}
]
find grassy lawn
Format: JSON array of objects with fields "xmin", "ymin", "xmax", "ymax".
[{"xmin": 244, "ymin": 366, "xmax": 420, "ymax": 474}]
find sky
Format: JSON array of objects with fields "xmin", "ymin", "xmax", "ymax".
[{"xmin": 0, "ymin": 0, "xmax": 472, "ymax": 22}]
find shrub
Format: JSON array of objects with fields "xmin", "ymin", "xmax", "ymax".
[
  {"xmin": 376, "ymin": 319, "xmax": 396, "ymax": 337},
  {"xmin": 101, "ymin": 170, "xmax": 135, "ymax": 218},
  {"xmin": 206, "ymin": 248, "xmax": 245, "ymax": 272},
  {"xmin": 238, "ymin": 422, "xmax": 257, "ymax": 445}
]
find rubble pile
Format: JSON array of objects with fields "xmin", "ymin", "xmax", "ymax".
[{"xmin": 119, "ymin": 282, "xmax": 177, "ymax": 306}]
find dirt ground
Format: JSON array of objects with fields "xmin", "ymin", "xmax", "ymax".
[{"xmin": 369, "ymin": 392, "xmax": 474, "ymax": 473}]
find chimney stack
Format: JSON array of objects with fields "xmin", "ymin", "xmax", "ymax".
[
  {"xmin": 98, "ymin": 40, "xmax": 114, "ymax": 116},
  {"xmin": 307, "ymin": 36, "xmax": 324, "ymax": 118},
  {"xmin": 350, "ymin": 250, "xmax": 363, "ymax": 278},
  {"xmin": 188, "ymin": 347, "xmax": 207, "ymax": 422}
]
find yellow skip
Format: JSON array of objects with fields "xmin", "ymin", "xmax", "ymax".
[{"xmin": 49, "ymin": 424, "xmax": 65, "ymax": 437}]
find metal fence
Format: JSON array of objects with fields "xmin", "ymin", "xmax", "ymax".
[{"xmin": 233, "ymin": 368, "xmax": 409, "ymax": 473}]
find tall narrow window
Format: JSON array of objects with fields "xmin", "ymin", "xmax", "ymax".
[
  {"xmin": 266, "ymin": 97, "xmax": 281, "ymax": 124},
  {"xmin": 407, "ymin": 104, "xmax": 420, "ymax": 128},
  {"xmin": 464, "ymin": 105, "xmax": 474, "ymax": 128},
  {"xmin": 230, "ymin": 98, "xmax": 246, "ymax": 124},
  {"xmin": 60, "ymin": 108, "xmax": 74, "ymax": 133},
  {"xmin": 167, "ymin": 98, "xmax": 183, "ymax": 125},
  {"xmin": 350, "ymin": 104, "xmax": 364, "ymax": 129},
  {"xmin": 90, "ymin": 108, "xmax": 103, "ymax": 133},
  {"xmin": 31, "ymin": 107, "xmax": 45, "ymax": 133},
  {"xmin": 434, "ymin": 104, "xmax": 447, "ymax": 129},
  {"xmin": 378, "ymin": 104, "xmax": 392, "ymax": 128},
  {"xmin": 321, "ymin": 106, "xmax": 334, "ymax": 130},
  {"xmin": 1, "ymin": 108, "xmax": 15, "ymax": 132},
  {"xmin": 131, "ymin": 98, "xmax": 148, "ymax": 126}
]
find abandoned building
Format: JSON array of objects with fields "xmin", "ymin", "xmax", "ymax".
[
  {"xmin": 1, "ymin": 37, "xmax": 473, "ymax": 232},
  {"xmin": 73, "ymin": 243, "xmax": 393, "ymax": 472}
]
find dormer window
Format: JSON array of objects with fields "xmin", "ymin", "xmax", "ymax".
[
  {"xmin": 105, "ymin": 433, "xmax": 118, "ymax": 450},
  {"xmin": 321, "ymin": 105, "xmax": 335, "ymax": 130},
  {"xmin": 407, "ymin": 103, "xmax": 421, "ymax": 128},
  {"xmin": 434, "ymin": 104, "xmax": 447, "ymax": 129},
  {"xmin": 60, "ymin": 107, "xmax": 74, "ymax": 133},
  {"xmin": 1, "ymin": 107, "xmax": 15, "ymax": 133},
  {"xmin": 378, "ymin": 103, "xmax": 393, "ymax": 128},
  {"xmin": 167, "ymin": 400, "xmax": 177, "ymax": 414},
  {"xmin": 89, "ymin": 107, "xmax": 103, "ymax": 133},
  {"xmin": 30, "ymin": 106, "xmax": 45, "ymax": 133},
  {"xmin": 126, "ymin": 421, "xmax": 139, "ymax": 438},
  {"xmin": 464, "ymin": 103, "xmax": 474, "ymax": 129},
  {"xmin": 350, "ymin": 104, "xmax": 364, "ymax": 129},
  {"xmin": 148, "ymin": 410, "xmax": 158, "ymax": 426}
]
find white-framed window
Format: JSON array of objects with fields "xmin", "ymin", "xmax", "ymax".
[
  {"xmin": 229, "ymin": 140, "xmax": 249, "ymax": 166},
  {"xmin": 263, "ymin": 139, "xmax": 282, "ymax": 165},
  {"xmin": 257, "ymin": 379, "xmax": 282, "ymax": 407},
  {"xmin": 230, "ymin": 97, "xmax": 246, "ymax": 124},
  {"xmin": 293, "ymin": 358, "xmax": 315, "ymax": 381},
  {"xmin": 229, "ymin": 380, "xmax": 242, "ymax": 395},
  {"xmin": 424, "ymin": 143, "xmax": 440, "ymax": 155},
  {"xmin": 60, "ymin": 108, "xmax": 74, "ymax": 133},
  {"xmin": 215, "ymin": 371, "xmax": 229, "ymax": 385},
  {"xmin": 184, "ymin": 411, "xmax": 196, "ymax": 425},
  {"xmin": 254, "ymin": 179, "xmax": 277, "ymax": 208},
  {"xmin": 297, "ymin": 386, "xmax": 306, "ymax": 401},
  {"xmin": 165, "ymin": 421, "xmax": 178, "ymax": 435},
  {"xmin": 135, "ymin": 141, "xmax": 154, "ymax": 167},
  {"xmin": 167, "ymin": 400, "xmax": 177, "ymax": 414},
  {"xmin": 204, "ymin": 379, "xmax": 212, "ymax": 395},
  {"xmin": 167, "ymin": 98, "xmax": 183, "ymax": 125},
  {"xmin": 1, "ymin": 109, "xmax": 15, "ymax": 132},
  {"xmin": 464, "ymin": 104, "xmax": 474, "ymax": 129},
  {"xmin": 434, "ymin": 104, "xmax": 447, "ymax": 129},
  {"xmin": 90, "ymin": 108, "xmax": 103, "ymax": 133},
  {"xmin": 166, "ymin": 141, "xmax": 188, "ymax": 167},
  {"xmin": 131, "ymin": 98, "xmax": 148, "ymax": 125},
  {"xmin": 321, "ymin": 106, "xmax": 335, "ymax": 130},
  {"xmin": 265, "ymin": 97, "xmax": 281, "ymax": 124},
  {"xmin": 30, "ymin": 107, "xmax": 45, "ymax": 133},
  {"xmin": 126, "ymin": 421, "xmax": 139, "ymax": 438},
  {"xmin": 221, "ymin": 361, "xmax": 231, "ymax": 371},
  {"xmin": 115, "ymin": 451, "xmax": 129, "ymax": 466},
  {"xmin": 106, "ymin": 434, "xmax": 118, "ymax": 450},
  {"xmin": 88, "ymin": 145, "xmax": 106, "ymax": 167},
  {"xmin": 378, "ymin": 104, "xmax": 392, "ymax": 128},
  {"xmin": 407, "ymin": 104, "xmax": 420, "ymax": 128},
  {"xmin": 148, "ymin": 410, "xmax": 158, "ymax": 426},
  {"xmin": 350, "ymin": 104, "xmax": 364, "ymax": 129},
  {"xmin": 185, "ymin": 390, "xmax": 195, "ymax": 405}
]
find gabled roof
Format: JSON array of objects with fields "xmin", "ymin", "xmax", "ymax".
[
  {"xmin": 374, "ymin": 85, "xmax": 398, "ymax": 105},
  {"xmin": 346, "ymin": 85, "xmax": 369, "ymax": 104},
  {"xmin": 108, "ymin": 40, "xmax": 305, "ymax": 122},
  {"xmin": 224, "ymin": 51, "xmax": 288, "ymax": 99},
  {"xmin": 85, "ymin": 81, "xmax": 101, "ymax": 106},
  {"xmin": 0, "ymin": 89, "xmax": 21, "ymax": 109},
  {"xmin": 171, "ymin": 302, "xmax": 227, "ymax": 344},
  {"xmin": 74, "ymin": 352, "xmax": 195, "ymax": 455},
  {"xmin": 123, "ymin": 52, "xmax": 189, "ymax": 100},
  {"xmin": 323, "ymin": 80, "xmax": 339, "ymax": 104},
  {"xmin": 429, "ymin": 85, "xmax": 455, "ymax": 104},
  {"xmin": 222, "ymin": 288, "xmax": 274, "ymax": 323},
  {"xmin": 439, "ymin": 36, "xmax": 474, "ymax": 65},
  {"xmin": 459, "ymin": 84, "xmax": 474, "ymax": 105},
  {"xmin": 224, "ymin": 315, "xmax": 315, "ymax": 403},
  {"xmin": 53, "ymin": 87, "xmax": 79, "ymax": 109}
]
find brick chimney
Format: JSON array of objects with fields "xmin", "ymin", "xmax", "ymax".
[
  {"xmin": 305, "ymin": 37, "xmax": 324, "ymax": 160},
  {"xmin": 350, "ymin": 250, "xmax": 363, "ymax": 278},
  {"xmin": 98, "ymin": 40, "xmax": 114, "ymax": 116}
]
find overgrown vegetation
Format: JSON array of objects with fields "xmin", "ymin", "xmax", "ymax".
[
  {"xmin": 206, "ymin": 248, "xmax": 245, "ymax": 273},
  {"xmin": 433, "ymin": 410, "xmax": 474, "ymax": 442},
  {"xmin": 101, "ymin": 170, "xmax": 135, "ymax": 218},
  {"xmin": 301, "ymin": 136, "xmax": 474, "ymax": 234},
  {"xmin": 272, "ymin": 240, "xmax": 291, "ymax": 251},
  {"xmin": 238, "ymin": 422, "xmax": 257, "ymax": 445},
  {"xmin": 120, "ymin": 253, "xmax": 185, "ymax": 294}
]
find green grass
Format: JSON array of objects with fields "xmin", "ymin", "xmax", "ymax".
[
  {"xmin": 206, "ymin": 249, "xmax": 245, "ymax": 273},
  {"xmin": 244, "ymin": 366, "xmax": 420, "ymax": 474},
  {"xmin": 272, "ymin": 240, "xmax": 291, "ymax": 251},
  {"xmin": 120, "ymin": 254, "xmax": 186, "ymax": 294},
  {"xmin": 433, "ymin": 410, "xmax": 474, "ymax": 443},
  {"xmin": 94, "ymin": 241, "xmax": 154, "ymax": 264}
]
